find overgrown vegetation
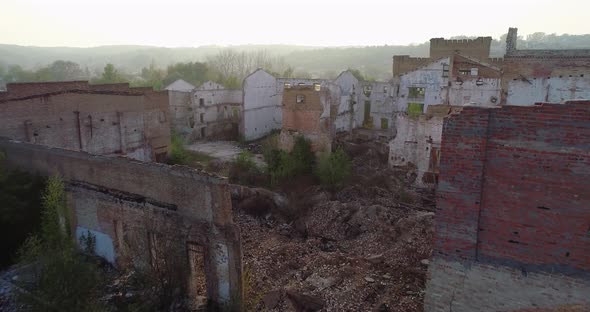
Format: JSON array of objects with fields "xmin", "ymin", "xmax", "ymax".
[
  {"xmin": 16, "ymin": 176, "xmax": 104, "ymax": 312},
  {"xmin": 266, "ymin": 136, "xmax": 314, "ymax": 186},
  {"xmin": 229, "ymin": 151, "xmax": 266, "ymax": 186},
  {"xmin": 316, "ymin": 148, "xmax": 352, "ymax": 189},
  {"xmin": 0, "ymin": 154, "xmax": 46, "ymax": 269}
]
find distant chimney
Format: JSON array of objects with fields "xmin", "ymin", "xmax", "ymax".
[{"xmin": 506, "ymin": 27, "xmax": 518, "ymax": 55}]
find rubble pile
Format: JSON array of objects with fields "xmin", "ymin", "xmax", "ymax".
[{"xmin": 235, "ymin": 140, "xmax": 435, "ymax": 311}]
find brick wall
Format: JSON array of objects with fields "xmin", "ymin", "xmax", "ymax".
[
  {"xmin": 280, "ymin": 86, "xmax": 334, "ymax": 153},
  {"xmin": 0, "ymin": 138, "xmax": 243, "ymax": 308},
  {"xmin": 425, "ymin": 101, "xmax": 590, "ymax": 311},
  {"xmin": 0, "ymin": 89, "xmax": 170, "ymax": 161}
]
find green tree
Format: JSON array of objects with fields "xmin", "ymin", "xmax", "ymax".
[
  {"xmin": 94, "ymin": 63, "xmax": 127, "ymax": 84},
  {"xmin": 137, "ymin": 60, "xmax": 165, "ymax": 90},
  {"xmin": 347, "ymin": 68, "xmax": 365, "ymax": 81},
  {"xmin": 316, "ymin": 148, "xmax": 352, "ymax": 189},
  {"xmin": 163, "ymin": 61, "xmax": 210, "ymax": 87}
]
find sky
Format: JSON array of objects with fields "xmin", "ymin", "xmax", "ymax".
[{"xmin": 1, "ymin": 0, "xmax": 589, "ymax": 48}]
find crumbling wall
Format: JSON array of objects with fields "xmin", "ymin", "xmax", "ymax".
[
  {"xmin": 430, "ymin": 37, "xmax": 492, "ymax": 60},
  {"xmin": 193, "ymin": 88, "xmax": 243, "ymax": 140},
  {"xmin": 242, "ymin": 69, "xmax": 282, "ymax": 141},
  {"xmin": 0, "ymin": 91, "xmax": 170, "ymax": 162},
  {"xmin": 449, "ymin": 78, "xmax": 501, "ymax": 106},
  {"xmin": 388, "ymin": 113, "xmax": 443, "ymax": 187},
  {"xmin": 398, "ymin": 58, "xmax": 450, "ymax": 113},
  {"xmin": 507, "ymin": 76, "xmax": 590, "ymax": 105},
  {"xmin": 168, "ymin": 90, "xmax": 193, "ymax": 136},
  {"xmin": 280, "ymin": 86, "xmax": 335, "ymax": 153},
  {"xmin": 424, "ymin": 101, "xmax": 590, "ymax": 311},
  {"xmin": 0, "ymin": 138, "xmax": 243, "ymax": 308}
]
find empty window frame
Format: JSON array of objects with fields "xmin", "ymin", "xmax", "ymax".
[
  {"xmin": 408, "ymin": 87, "xmax": 425, "ymax": 100},
  {"xmin": 284, "ymin": 82, "xmax": 292, "ymax": 88},
  {"xmin": 313, "ymin": 83, "xmax": 321, "ymax": 91},
  {"xmin": 296, "ymin": 94, "xmax": 306, "ymax": 104},
  {"xmin": 442, "ymin": 64, "xmax": 450, "ymax": 78},
  {"xmin": 458, "ymin": 69, "xmax": 471, "ymax": 76},
  {"xmin": 470, "ymin": 68, "xmax": 479, "ymax": 76}
]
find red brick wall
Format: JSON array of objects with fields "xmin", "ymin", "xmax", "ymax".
[
  {"xmin": 436, "ymin": 101, "xmax": 590, "ymax": 270},
  {"xmin": 425, "ymin": 101, "xmax": 590, "ymax": 311},
  {"xmin": 282, "ymin": 88, "xmax": 324, "ymax": 133}
]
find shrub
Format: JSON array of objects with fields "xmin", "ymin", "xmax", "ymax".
[
  {"xmin": 229, "ymin": 151, "xmax": 266, "ymax": 186},
  {"xmin": 316, "ymin": 148, "xmax": 352, "ymax": 189},
  {"xmin": 291, "ymin": 136, "xmax": 314, "ymax": 174},
  {"xmin": 168, "ymin": 132, "xmax": 191, "ymax": 165},
  {"xmin": 17, "ymin": 176, "xmax": 104, "ymax": 312},
  {"xmin": 263, "ymin": 136, "xmax": 315, "ymax": 186}
]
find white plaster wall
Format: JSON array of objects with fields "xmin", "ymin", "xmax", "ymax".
[
  {"xmin": 507, "ymin": 76, "xmax": 590, "ymax": 105},
  {"xmin": 196, "ymin": 81, "xmax": 225, "ymax": 91},
  {"xmin": 165, "ymin": 79, "xmax": 195, "ymax": 92},
  {"xmin": 365, "ymin": 81, "xmax": 396, "ymax": 130},
  {"xmin": 243, "ymin": 70, "xmax": 281, "ymax": 141},
  {"xmin": 334, "ymin": 72, "xmax": 362, "ymax": 127},
  {"xmin": 398, "ymin": 58, "xmax": 450, "ymax": 113},
  {"xmin": 194, "ymin": 89, "xmax": 242, "ymax": 106},
  {"xmin": 389, "ymin": 114, "xmax": 443, "ymax": 187},
  {"xmin": 449, "ymin": 78, "xmax": 501, "ymax": 107}
]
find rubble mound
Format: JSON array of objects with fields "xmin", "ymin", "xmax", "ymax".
[{"xmin": 235, "ymin": 140, "xmax": 435, "ymax": 311}]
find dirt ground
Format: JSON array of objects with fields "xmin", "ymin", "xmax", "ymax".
[
  {"xmin": 186, "ymin": 141, "xmax": 265, "ymax": 166},
  {"xmin": 233, "ymin": 139, "xmax": 436, "ymax": 311}
]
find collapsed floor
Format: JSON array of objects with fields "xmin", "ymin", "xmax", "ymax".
[{"xmin": 233, "ymin": 139, "xmax": 435, "ymax": 311}]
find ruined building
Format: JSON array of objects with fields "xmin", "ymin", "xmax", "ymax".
[
  {"xmin": 424, "ymin": 100, "xmax": 590, "ymax": 311},
  {"xmin": 0, "ymin": 81, "xmax": 170, "ymax": 162},
  {"xmin": 242, "ymin": 69, "xmax": 395, "ymax": 141},
  {"xmin": 503, "ymin": 28, "xmax": 590, "ymax": 105},
  {"xmin": 389, "ymin": 27, "xmax": 590, "ymax": 187},
  {"xmin": 0, "ymin": 138, "xmax": 243, "ymax": 308},
  {"xmin": 279, "ymin": 83, "xmax": 340, "ymax": 153},
  {"xmin": 167, "ymin": 80, "xmax": 242, "ymax": 141}
]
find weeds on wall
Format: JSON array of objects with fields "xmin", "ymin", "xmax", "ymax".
[
  {"xmin": 316, "ymin": 148, "xmax": 352, "ymax": 190},
  {"xmin": 16, "ymin": 176, "xmax": 104, "ymax": 312}
]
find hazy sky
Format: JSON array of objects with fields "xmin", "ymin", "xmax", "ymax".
[{"xmin": 1, "ymin": 0, "xmax": 589, "ymax": 48}]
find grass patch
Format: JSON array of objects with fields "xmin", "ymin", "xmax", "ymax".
[{"xmin": 167, "ymin": 132, "xmax": 213, "ymax": 168}]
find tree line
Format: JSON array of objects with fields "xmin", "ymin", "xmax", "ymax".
[{"xmin": 0, "ymin": 49, "xmax": 316, "ymax": 90}]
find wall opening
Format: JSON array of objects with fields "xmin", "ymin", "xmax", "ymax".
[
  {"xmin": 187, "ymin": 242, "xmax": 208, "ymax": 309},
  {"xmin": 363, "ymin": 101, "xmax": 371, "ymax": 125},
  {"xmin": 408, "ymin": 87, "xmax": 425, "ymax": 100},
  {"xmin": 407, "ymin": 103, "xmax": 424, "ymax": 118},
  {"xmin": 296, "ymin": 94, "xmax": 306, "ymax": 104}
]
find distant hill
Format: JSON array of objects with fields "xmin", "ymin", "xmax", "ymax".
[{"xmin": 1, "ymin": 32, "xmax": 589, "ymax": 81}]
